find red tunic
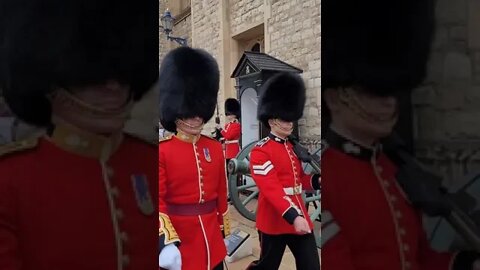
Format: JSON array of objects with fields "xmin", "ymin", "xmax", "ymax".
[
  {"xmin": 0, "ymin": 124, "xmax": 157, "ymax": 270},
  {"xmin": 321, "ymin": 129, "xmax": 456, "ymax": 270},
  {"xmin": 249, "ymin": 133, "xmax": 319, "ymax": 235},
  {"xmin": 220, "ymin": 121, "xmax": 240, "ymax": 159},
  {"xmin": 159, "ymin": 134, "xmax": 228, "ymax": 270}
]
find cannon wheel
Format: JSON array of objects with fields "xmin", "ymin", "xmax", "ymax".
[
  {"xmin": 228, "ymin": 141, "xmax": 322, "ymax": 246},
  {"xmin": 227, "ymin": 141, "xmax": 258, "ymax": 221}
]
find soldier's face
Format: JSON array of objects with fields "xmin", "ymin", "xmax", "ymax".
[
  {"xmin": 326, "ymin": 87, "xmax": 398, "ymax": 143},
  {"xmin": 176, "ymin": 117, "xmax": 204, "ymax": 135},
  {"xmin": 270, "ymin": 119, "xmax": 294, "ymax": 138},
  {"xmin": 69, "ymin": 80, "xmax": 131, "ymax": 110},
  {"xmin": 50, "ymin": 80, "xmax": 132, "ymax": 134},
  {"xmin": 226, "ymin": 114, "xmax": 236, "ymax": 122}
]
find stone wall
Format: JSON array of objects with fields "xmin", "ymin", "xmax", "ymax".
[
  {"xmin": 412, "ymin": 0, "xmax": 480, "ymax": 185},
  {"xmin": 173, "ymin": 12, "xmax": 193, "ymax": 47},
  {"xmin": 230, "ymin": 0, "xmax": 264, "ymax": 35},
  {"xmin": 159, "ymin": 0, "xmax": 192, "ymax": 62},
  {"xmin": 191, "ymin": 0, "xmax": 221, "ymax": 57},
  {"xmin": 266, "ymin": 0, "xmax": 321, "ymax": 146},
  {"xmin": 191, "ymin": 0, "xmax": 223, "ymax": 134},
  {"xmin": 159, "ymin": 0, "xmax": 171, "ymax": 62}
]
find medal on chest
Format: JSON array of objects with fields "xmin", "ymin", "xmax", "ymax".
[
  {"xmin": 131, "ymin": 174, "xmax": 154, "ymax": 216},
  {"xmin": 203, "ymin": 147, "xmax": 212, "ymax": 163}
]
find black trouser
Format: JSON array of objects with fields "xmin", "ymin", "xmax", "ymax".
[
  {"xmin": 246, "ymin": 231, "xmax": 320, "ymax": 270},
  {"xmin": 213, "ymin": 261, "xmax": 224, "ymax": 270}
]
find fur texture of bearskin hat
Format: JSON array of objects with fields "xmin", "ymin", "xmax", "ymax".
[
  {"xmin": 225, "ymin": 98, "xmax": 240, "ymax": 118},
  {"xmin": 0, "ymin": 0, "xmax": 158, "ymax": 126},
  {"xmin": 159, "ymin": 47, "xmax": 220, "ymax": 132},
  {"xmin": 257, "ymin": 72, "xmax": 306, "ymax": 127},
  {"xmin": 322, "ymin": 0, "xmax": 434, "ymax": 96}
]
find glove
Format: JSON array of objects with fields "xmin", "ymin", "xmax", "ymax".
[
  {"xmin": 473, "ymin": 259, "xmax": 480, "ymax": 270},
  {"xmin": 159, "ymin": 244, "xmax": 182, "ymax": 270}
]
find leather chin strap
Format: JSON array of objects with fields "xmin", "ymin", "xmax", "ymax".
[
  {"xmin": 175, "ymin": 119, "xmax": 204, "ymax": 134},
  {"xmin": 338, "ymin": 87, "xmax": 398, "ymax": 124},
  {"xmin": 272, "ymin": 119, "xmax": 294, "ymax": 132},
  {"xmin": 50, "ymin": 88, "xmax": 133, "ymax": 119}
]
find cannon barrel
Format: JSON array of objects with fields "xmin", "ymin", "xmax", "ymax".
[{"xmin": 228, "ymin": 158, "xmax": 250, "ymax": 175}]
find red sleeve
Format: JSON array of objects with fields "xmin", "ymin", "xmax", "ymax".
[
  {"xmin": 250, "ymin": 146, "xmax": 301, "ymax": 224},
  {"xmin": 297, "ymin": 144, "xmax": 320, "ymax": 191},
  {"xmin": 300, "ymin": 172, "xmax": 320, "ymax": 191},
  {"xmin": 220, "ymin": 123, "xmax": 241, "ymax": 140},
  {"xmin": 159, "ymin": 144, "xmax": 167, "ymax": 214},
  {"xmin": 0, "ymin": 166, "xmax": 21, "ymax": 269},
  {"xmin": 321, "ymin": 159, "xmax": 356, "ymax": 270},
  {"xmin": 158, "ymin": 143, "xmax": 180, "ymax": 250},
  {"xmin": 216, "ymin": 143, "xmax": 229, "ymax": 227},
  {"xmin": 321, "ymin": 211, "xmax": 357, "ymax": 270}
]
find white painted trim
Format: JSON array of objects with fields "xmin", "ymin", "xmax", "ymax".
[
  {"xmin": 198, "ymin": 215, "xmax": 211, "ymax": 270},
  {"xmin": 193, "ymin": 143, "xmax": 203, "ymax": 203},
  {"xmin": 321, "ymin": 222, "xmax": 340, "ymax": 248},
  {"xmin": 100, "ymin": 161, "xmax": 123, "ymax": 270},
  {"xmin": 372, "ymin": 157, "xmax": 407, "ymax": 269},
  {"xmin": 253, "ymin": 164, "xmax": 274, "ymax": 175},
  {"xmin": 252, "ymin": 160, "xmax": 272, "ymax": 170}
]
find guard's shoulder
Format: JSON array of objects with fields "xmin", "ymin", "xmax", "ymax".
[
  {"xmin": 0, "ymin": 137, "xmax": 39, "ymax": 159},
  {"xmin": 201, "ymin": 134, "xmax": 219, "ymax": 142},
  {"xmin": 159, "ymin": 135, "xmax": 173, "ymax": 144},
  {"xmin": 124, "ymin": 132, "xmax": 158, "ymax": 146},
  {"xmin": 201, "ymin": 135, "xmax": 223, "ymax": 149},
  {"xmin": 255, "ymin": 137, "xmax": 271, "ymax": 147}
]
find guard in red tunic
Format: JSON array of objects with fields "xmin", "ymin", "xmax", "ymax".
[
  {"xmin": 321, "ymin": 0, "xmax": 480, "ymax": 269},
  {"xmin": 247, "ymin": 72, "xmax": 320, "ymax": 270},
  {"xmin": 159, "ymin": 47, "xmax": 230, "ymax": 270},
  {"xmin": 0, "ymin": 1, "xmax": 158, "ymax": 269},
  {"xmin": 216, "ymin": 98, "xmax": 241, "ymax": 162}
]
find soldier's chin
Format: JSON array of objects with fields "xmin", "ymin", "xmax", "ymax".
[
  {"xmin": 368, "ymin": 121, "xmax": 396, "ymax": 139},
  {"xmin": 75, "ymin": 119, "xmax": 125, "ymax": 135},
  {"xmin": 182, "ymin": 126, "xmax": 203, "ymax": 136},
  {"xmin": 279, "ymin": 126, "xmax": 293, "ymax": 133}
]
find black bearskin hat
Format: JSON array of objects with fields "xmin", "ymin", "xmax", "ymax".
[
  {"xmin": 322, "ymin": 0, "xmax": 435, "ymax": 95},
  {"xmin": 0, "ymin": 0, "xmax": 158, "ymax": 127},
  {"xmin": 159, "ymin": 47, "xmax": 220, "ymax": 132},
  {"xmin": 225, "ymin": 98, "xmax": 240, "ymax": 118},
  {"xmin": 258, "ymin": 72, "xmax": 306, "ymax": 128}
]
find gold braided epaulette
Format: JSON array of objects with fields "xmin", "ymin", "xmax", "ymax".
[
  {"xmin": 0, "ymin": 138, "xmax": 38, "ymax": 158},
  {"xmin": 159, "ymin": 135, "xmax": 173, "ymax": 143}
]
